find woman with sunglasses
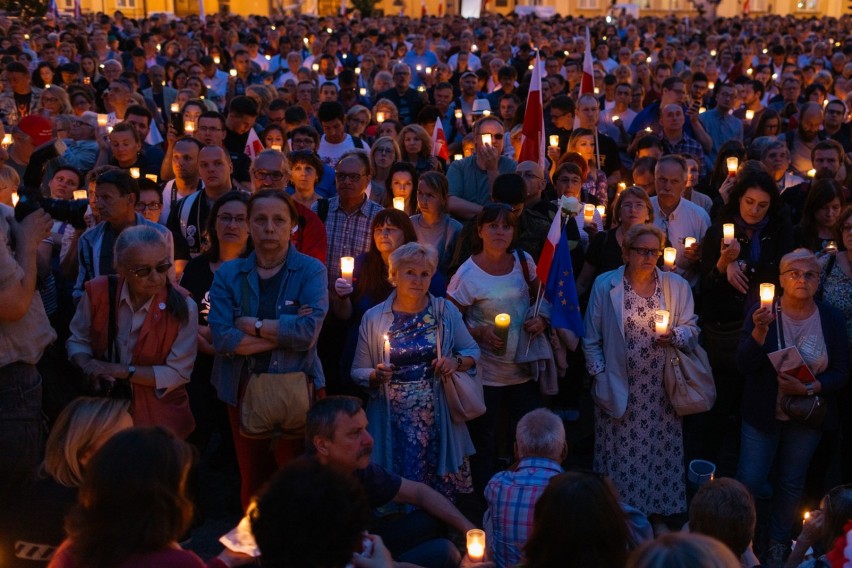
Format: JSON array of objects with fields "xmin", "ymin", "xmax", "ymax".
[
  {"xmin": 584, "ymin": 224, "xmax": 699, "ymax": 527},
  {"xmin": 67, "ymin": 225, "xmax": 198, "ymax": 440},
  {"xmin": 737, "ymin": 248, "xmax": 849, "ymax": 567}
]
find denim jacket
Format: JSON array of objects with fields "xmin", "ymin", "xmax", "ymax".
[{"xmin": 208, "ymin": 249, "xmax": 328, "ymax": 406}]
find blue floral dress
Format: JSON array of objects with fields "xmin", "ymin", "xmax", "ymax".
[
  {"xmin": 593, "ymin": 279, "xmax": 686, "ymax": 516},
  {"xmin": 387, "ymin": 305, "xmax": 472, "ymax": 500}
]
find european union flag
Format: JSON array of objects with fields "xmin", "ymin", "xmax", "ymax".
[{"xmin": 545, "ymin": 223, "xmax": 584, "ymax": 338}]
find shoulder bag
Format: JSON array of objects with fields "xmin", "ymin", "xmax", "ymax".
[
  {"xmin": 434, "ymin": 297, "xmax": 485, "ymax": 423},
  {"xmin": 775, "ymin": 303, "xmax": 826, "ymax": 429}
]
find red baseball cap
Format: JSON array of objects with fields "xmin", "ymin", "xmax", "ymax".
[{"xmin": 16, "ymin": 115, "xmax": 54, "ymax": 147}]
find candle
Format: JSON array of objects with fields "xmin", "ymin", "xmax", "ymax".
[
  {"xmin": 418, "ymin": 85, "xmax": 427, "ymax": 93},
  {"xmin": 97, "ymin": 113, "xmax": 108, "ymax": 127},
  {"xmin": 583, "ymin": 203, "xmax": 595, "ymax": 225},
  {"xmin": 229, "ymin": 69, "xmax": 237, "ymax": 77},
  {"xmin": 426, "ymin": 67, "xmax": 432, "ymax": 74},
  {"xmin": 213, "ymin": 55, "xmax": 221, "ymax": 65},
  {"xmin": 807, "ymin": 168, "xmax": 816, "ymax": 178},
  {"xmin": 184, "ymin": 121, "xmax": 195, "ymax": 134},
  {"xmin": 170, "ymin": 102, "xmax": 180, "ymax": 113},
  {"xmin": 11, "ymin": 192, "xmax": 18, "ymax": 206},
  {"xmin": 45, "ymin": 84, "xmax": 51, "ymax": 89},
  {"xmin": 699, "ymin": 107, "xmax": 707, "ymax": 114},
  {"xmin": 415, "ymin": 64, "xmax": 423, "ymax": 72},
  {"xmin": 129, "ymin": 167, "xmax": 140, "ymax": 179},
  {"xmin": 1, "ymin": 133, "xmax": 11, "ymax": 148},
  {"xmin": 759, "ymin": 283, "xmax": 775, "ymax": 310},
  {"xmin": 663, "ymin": 247, "xmax": 677, "ymax": 270},
  {"xmin": 454, "ymin": 109, "xmax": 463, "ymax": 119},
  {"xmin": 359, "ymin": 88, "xmax": 367, "ymax": 96},
  {"xmin": 646, "ymin": 56, "xmax": 652, "ymax": 63},
  {"xmin": 617, "ymin": 182, "xmax": 627, "ymax": 194},
  {"xmin": 145, "ymin": 174, "xmax": 158, "ymax": 182},
  {"xmin": 73, "ymin": 190, "xmax": 88, "ymax": 200},
  {"xmin": 354, "ymin": 67, "xmax": 361, "ymax": 75},
  {"xmin": 824, "ymin": 240, "xmax": 838, "ymax": 255},
  {"xmin": 375, "ymin": 112, "xmax": 386, "ymax": 123},
  {"xmin": 481, "ymin": 133, "xmax": 492, "ymax": 146},
  {"xmin": 482, "ymin": 109, "xmax": 490, "ymax": 116},
  {"xmin": 312, "ymin": 63, "xmax": 320, "ymax": 72},
  {"xmin": 708, "ymin": 81, "xmax": 715, "ymax": 90},
  {"xmin": 644, "ymin": 126, "xmax": 652, "ymax": 133},
  {"xmin": 393, "ymin": 197, "xmax": 406, "ymax": 211},
  {"xmin": 271, "ymin": 144, "xmax": 282, "ymax": 151},
  {"xmin": 594, "ymin": 87, "xmax": 600, "ymax": 95},
  {"xmin": 726, "ymin": 157, "xmax": 739, "ymax": 175},
  {"xmin": 710, "ymin": 49, "xmax": 717, "ymax": 57},
  {"xmin": 83, "ymin": 76, "xmax": 91, "ymax": 85},
  {"xmin": 549, "ymin": 135, "xmax": 559, "ymax": 148},
  {"xmin": 612, "ymin": 114, "xmax": 620, "ymax": 122},
  {"xmin": 684, "ymin": 237, "xmax": 697, "ymax": 248},
  {"xmin": 265, "ymin": 54, "xmax": 271, "ymax": 61},
  {"xmin": 340, "ymin": 257, "xmax": 354, "ymax": 284},
  {"xmin": 106, "ymin": 126, "xmax": 113, "ymax": 134},
  {"xmin": 383, "ymin": 335, "xmax": 390, "ymax": 366},
  {"xmin": 493, "ymin": 314, "xmax": 510, "ymax": 356},
  {"xmin": 723, "ymin": 223, "xmax": 735, "ymax": 245},
  {"xmin": 466, "ymin": 529, "xmax": 486, "ymax": 562},
  {"xmin": 654, "ymin": 310, "xmax": 670, "ymax": 337},
  {"xmin": 454, "ymin": 154, "xmax": 463, "ymax": 161},
  {"xmin": 745, "ymin": 109, "xmax": 755, "ymax": 121},
  {"xmin": 596, "ymin": 205, "xmax": 606, "ymax": 220},
  {"xmin": 746, "ymin": 67, "xmax": 753, "ymax": 75}
]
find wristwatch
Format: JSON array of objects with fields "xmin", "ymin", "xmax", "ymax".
[
  {"xmin": 805, "ymin": 382, "xmax": 815, "ymax": 396},
  {"xmin": 255, "ymin": 319, "xmax": 263, "ymax": 337},
  {"xmin": 127, "ymin": 365, "xmax": 136, "ymax": 380}
]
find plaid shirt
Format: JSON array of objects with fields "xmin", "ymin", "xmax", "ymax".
[
  {"xmin": 484, "ymin": 457, "xmax": 563, "ymax": 568},
  {"xmin": 314, "ymin": 195, "xmax": 383, "ymax": 282},
  {"xmin": 661, "ymin": 133, "xmax": 705, "ymax": 165}
]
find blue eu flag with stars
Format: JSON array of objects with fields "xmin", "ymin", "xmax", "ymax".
[{"xmin": 544, "ymin": 223, "xmax": 584, "ymax": 338}]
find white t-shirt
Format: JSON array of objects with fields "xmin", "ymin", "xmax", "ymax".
[
  {"xmin": 651, "ymin": 196, "xmax": 711, "ymax": 288},
  {"xmin": 317, "ymin": 135, "xmax": 370, "ymax": 168}
]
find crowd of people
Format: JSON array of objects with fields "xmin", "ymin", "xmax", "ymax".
[{"xmin": 0, "ymin": 6, "xmax": 850, "ymax": 568}]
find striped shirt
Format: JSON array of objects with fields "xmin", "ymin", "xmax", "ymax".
[{"xmin": 313, "ymin": 195, "xmax": 383, "ymax": 282}]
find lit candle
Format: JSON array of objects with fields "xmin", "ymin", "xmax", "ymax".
[
  {"xmin": 271, "ymin": 144, "xmax": 282, "ymax": 151},
  {"xmin": 583, "ymin": 203, "xmax": 595, "ymax": 225},
  {"xmin": 312, "ymin": 63, "xmax": 320, "ymax": 72},
  {"xmin": 376, "ymin": 112, "xmax": 386, "ymax": 123},
  {"xmin": 549, "ymin": 135, "xmax": 559, "ymax": 148},
  {"xmin": 699, "ymin": 107, "xmax": 707, "ymax": 114},
  {"xmin": 824, "ymin": 240, "xmax": 838, "ymax": 255},
  {"xmin": 493, "ymin": 314, "xmax": 510, "ymax": 356},
  {"xmin": 106, "ymin": 126, "xmax": 113, "ymax": 134},
  {"xmin": 213, "ymin": 55, "xmax": 221, "ymax": 65},
  {"xmin": 646, "ymin": 56, "xmax": 652, "ymax": 63},
  {"xmin": 594, "ymin": 87, "xmax": 600, "ymax": 95},
  {"xmin": 73, "ymin": 190, "xmax": 88, "ymax": 200},
  {"xmin": 759, "ymin": 283, "xmax": 775, "ymax": 310},
  {"xmin": 454, "ymin": 154, "xmax": 463, "ymax": 161},
  {"xmin": 745, "ymin": 109, "xmax": 755, "ymax": 121},
  {"xmin": 481, "ymin": 133, "xmax": 492, "ymax": 146},
  {"xmin": 11, "ymin": 192, "xmax": 19, "ymax": 206},
  {"xmin": 83, "ymin": 77, "xmax": 91, "ymax": 85},
  {"xmin": 265, "ymin": 54, "xmax": 271, "ymax": 61},
  {"xmin": 482, "ymin": 109, "xmax": 490, "ymax": 116},
  {"xmin": 170, "ymin": 103, "xmax": 180, "ymax": 113},
  {"xmin": 710, "ymin": 49, "xmax": 717, "ymax": 57},
  {"xmin": 612, "ymin": 114, "xmax": 620, "ymax": 122},
  {"xmin": 45, "ymin": 84, "xmax": 51, "ymax": 89},
  {"xmin": 415, "ymin": 64, "xmax": 423, "ymax": 72},
  {"xmin": 229, "ymin": 69, "xmax": 237, "ymax": 77},
  {"xmin": 129, "ymin": 167, "xmax": 140, "ymax": 179},
  {"xmin": 454, "ymin": 109, "xmax": 463, "ymax": 119},
  {"xmin": 1, "ymin": 133, "xmax": 11, "ymax": 148},
  {"xmin": 723, "ymin": 223, "xmax": 735, "ymax": 245},
  {"xmin": 654, "ymin": 310, "xmax": 670, "ymax": 337},
  {"xmin": 596, "ymin": 205, "xmax": 606, "ymax": 220},
  {"xmin": 383, "ymin": 335, "xmax": 390, "ymax": 366},
  {"xmin": 145, "ymin": 174, "xmax": 158, "ymax": 182},
  {"xmin": 359, "ymin": 88, "xmax": 367, "ymax": 96},
  {"xmin": 684, "ymin": 237, "xmax": 697, "ymax": 248},
  {"xmin": 663, "ymin": 247, "xmax": 677, "ymax": 270},
  {"xmin": 184, "ymin": 121, "xmax": 195, "ymax": 134},
  {"xmin": 528, "ymin": 64, "xmax": 534, "ymax": 71},
  {"xmin": 746, "ymin": 67, "xmax": 753, "ymax": 75},
  {"xmin": 726, "ymin": 157, "xmax": 739, "ymax": 176},
  {"xmin": 97, "ymin": 114, "xmax": 108, "ymax": 127},
  {"xmin": 418, "ymin": 85, "xmax": 426, "ymax": 93},
  {"xmin": 466, "ymin": 529, "xmax": 486, "ymax": 562},
  {"xmin": 617, "ymin": 182, "xmax": 627, "ymax": 194},
  {"xmin": 807, "ymin": 169, "xmax": 816, "ymax": 178},
  {"xmin": 708, "ymin": 81, "xmax": 715, "ymax": 90},
  {"xmin": 355, "ymin": 67, "xmax": 361, "ymax": 75},
  {"xmin": 644, "ymin": 126, "xmax": 652, "ymax": 133},
  {"xmin": 425, "ymin": 67, "xmax": 432, "ymax": 74},
  {"xmin": 341, "ymin": 257, "xmax": 354, "ymax": 284},
  {"xmin": 393, "ymin": 197, "xmax": 406, "ymax": 211}
]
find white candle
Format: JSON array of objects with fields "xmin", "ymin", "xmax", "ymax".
[
  {"xmin": 617, "ymin": 182, "xmax": 627, "ymax": 194},
  {"xmin": 454, "ymin": 154, "xmax": 463, "ymax": 162},
  {"xmin": 416, "ymin": 64, "xmax": 423, "ymax": 72},
  {"xmin": 684, "ymin": 237, "xmax": 697, "ymax": 248},
  {"xmin": 596, "ymin": 205, "xmax": 606, "ymax": 220},
  {"xmin": 466, "ymin": 529, "xmax": 486, "ymax": 562},
  {"xmin": 11, "ymin": 192, "xmax": 19, "ymax": 206},
  {"xmin": 549, "ymin": 135, "xmax": 559, "ymax": 148},
  {"xmin": 612, "ymin": 114, "xmax": 620, "ymax": 122},
  {"xmin": 129, "ymin": 167, "xmax": 140, "ymax": 179},
  {"xmin": 106, "ymin": 126, "xmax": 113, "ymax": 134},
  {"xmin": 375, "ymin": 112, "xmax": 386, "ymax": 123},
  {"xmin": 726, "ymin": 157, "xmax": 739, "ymax": 175},
  {"xmin": 184, "ymin": 121, "xmax": 195, "ymax": 134},
  {"xmin": 723, "ymin": 223, "xmax": 735, "ymax": 245},
  {"xmin": 699, "ymin": 107, "xmax": 707, "ymax": 114},
  {"xmin": 1, "ymin": 133, "xmax": 11, "ymax": 148},
  {"xmin": 213, "ymin": 55, "xmax": 221, "ymax": 65},
  {"xmin": 229, "ymin": 69, "xmax": 237, "ymax": 77},
  {"xmin": 583, "ymin": 203, "xmax": 595, "ymax": 225},
  {"xmin": 425, "ymin": 67, "xmax": 432, "ymax": 74},
  {"xmin": 644, "ymin": 126, "xmax": 652, "ymax": 133},
  {"xmin": 710, "ymin": 49, "xmax": 717, "ymax": 57},
  {"xmin": 73, "ymin": 190, "xmax": 88, "ymax": 200},
  {"xmin": 759, "ymin": 283, "xmax": 775, "ymax": 310},
  {"xmin": 170, "ymin": 102, "xmax": 180, "ymax": 113},
  {"xmin": 708, "ymin": 81, "xmax": 716, "ymax": 90},
  {"xmin": 454, "ymin": 109, "xmax": 463, "ymax": 119},
  {"xmin": 654, "ymin": 310, "xmax": 670, "ymax": 337},
  {"xmin": 480, "ymin": 133, "xmax": 492, "ymax": 146},
  {"xmin": 393, "ymin": 197, "xmax": 405, "ymax": 211},
  {"xmin": 418, "ymin": 85, "xmax": 427, "ymax": 93},
  {"xmin": 340, "ymin": 257, "xmax": 354, "ymax": 284},
  {"xmin": 97, "ymin": 113, "xmax": 108, "ymax": 127},
  {"xmin": 312, "ymin": 63, "xmax": 320, "ymax": 72},
  {"xmin": 745, "ymin": 109, "xmax": 755, "ymax": 121},
  {"xmin": 145, "ymin": 174, "xmax": 158, "ymax": 182},
  {"xmin": 493, "ymin": 314, "xmax": 510, "ymax": 356},
  {"xmin": 271, "ymin": 144, "xmax": 282, "ymax": 152},
  {"xmin": 359, "ymin": 88, "xmax": 367, "ymax": 96},
  {"xmin": 482, "ymin": 109, "xmax": 490, "ymax": 116},
  {"xmin": 383, "ymin": 335, "xmax": 391, "ymax": 366},
  {"xmin": 807, "ymin": 168, "xmax": 816, "ymax": 178},
  {"xmin": 663, "ymin": 247, "xmax": 677, "ymax": 270}
]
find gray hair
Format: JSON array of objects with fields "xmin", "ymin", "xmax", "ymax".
[
  {"xmin": 515, "ymin": 408, "xmax": 565, "ymax": 460},
  {"xmin": 305, "ymin": 396, "xmax": 363, "ymax": 453},
  {"xmin": 779, "ymin": 248, "xmax": 820, "ymax": 275},
  {"xmin": 114, "ymin": 225, "xmax": 168, "ymax": 269},
  {"xmin": 760, "ymin": 138, "xmax": 788, "ymax": 160},
  {"xmin": 388, "ymin": 243, "xmax": 438, "ymax": 286}
]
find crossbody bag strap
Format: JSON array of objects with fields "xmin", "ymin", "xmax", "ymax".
[
  {"xmin": 515, "ymin": 248, "xmax": 537, "ymax": 305},
  {"xmin": 775, "ymin": 302, "xmax": 785, "ymax": 351}
]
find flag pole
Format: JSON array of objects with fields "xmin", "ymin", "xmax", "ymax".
[{"xmin": 524, "ymin": 277, "xmax": 544, "ymax": 357}]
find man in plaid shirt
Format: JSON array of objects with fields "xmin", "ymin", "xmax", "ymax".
[
  {"xmin": 484, "ymin": 409, "xmax": 566, "ymax": 568},
  {"xmin": 659, "ymin": 103, "xmax": 705, "ymax": 166}
]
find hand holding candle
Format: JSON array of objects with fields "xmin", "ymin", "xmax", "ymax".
[
  {"xmin": 340, "ymin": 257, "xmax": 354, "ymax": 284},
  {"xmin": 723, "ymin": 223, "xmax": 735, "ymax": 246},
  {"xmin": 549, "ymin": 135, "xmax": 559, "ymax": 149},
  {"xmin": 583, "ymin": 204, "xmax": 595, "ymax": 225},
  {"xmin": 726, "ymin": 157, "xmax": 739, "ymax": 176},
  {"xmin": 759, "ymin": 283, "xmax": 775, "ymax": 310},
  {"xmin": 466, "ymin": 529, "xmax": 486, "ymax": 562},
  {"xmin": 383, "ymin": 335, "xmax": 391, "ymax": 366},
  {"xmin": 654, "ymin": 310, "xmax": 670, "ymax": 338},
  {"xmin": 493, "ymin": 314, "xmax": 510, "ymax": 356}
]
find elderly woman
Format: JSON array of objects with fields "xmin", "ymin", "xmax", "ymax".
[
  {"xmin": 584, "ymin": 224, "xmax": 699, "ymax": 521},
  {"xmin": 352, "ymin": 243, "xmax": 478, "ymax": 499},
  {"xmin": 208, "ymin": 190, "xmax": 328, "ymax": 509},
  {"xmin": 3, "ymin": 398, "xmax": 132, "ymax": 567},
  {"xmin": 448, "ymin": 204, "xmax": 548, "ymax": 493},
  {"xmin": 737, "ymin": 249, "xmax": 849, "ymax": 566},
  {"xmin": 411, "ymin": 172, "xmax": 462, "ymax": 278},
  {"xmin": 368, "ymin": 136, "xmax": 401, "ymax": 204},
  {"xmin": 67, "ymin": 225, "xmax": 197, "ymax": 440}
]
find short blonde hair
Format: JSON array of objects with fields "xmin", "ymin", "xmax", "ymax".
[
  {"xmin": 622, "ymin": 223, "xmax": 665, "ymax": 255},
  {"xmin": 388, "ymin": 242, "xmax": 438, "ymax": 287},
  {"xmin": 42, "ymin": 397, "xmax": 131, "ymax": 487},
  {"xmin": 779, "ymin": 248, "xmax": 820, "ymax": 275},
  {"xmin": 0, "ymin": 164, "xmax": 20, "ymax": 190}
]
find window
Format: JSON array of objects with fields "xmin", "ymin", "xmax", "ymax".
[
  {"xmin": 795, "ymin": 0, "xmax": 818, "ymax": 10},
  {"xmin": 578, "ymin": 0, "xmax": 598, "ymax": 8},
  {"xmin": 116, "ymin": 0, "xmax": 137, "ymax": 7},
  {"xmin": 749, "ymin": 0, "xmax": 767, "ymax": 11}
]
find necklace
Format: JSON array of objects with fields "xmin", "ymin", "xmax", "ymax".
[{"xmin": 256, "ymin": 253, "xmax": 287, "ymax": 270}]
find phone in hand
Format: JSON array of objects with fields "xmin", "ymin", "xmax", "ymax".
[{"xmin": 171, "ymin": 112, "xmax": 184, "ymax": 135}]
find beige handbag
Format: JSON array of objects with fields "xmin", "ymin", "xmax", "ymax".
[
  {"xmin": 663, "ymin": 345, "xmax": 715, "ymax": 416},
  {"xmin": 434, "ymin": 298, "xmax": 486, "ymax": 423},
  {"xmin": 240, "ymin": 372, "xmax": 314, "ymax": 439}
]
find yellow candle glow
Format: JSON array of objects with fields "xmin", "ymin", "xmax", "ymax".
[
  {"xmin": 596, "ymin": 205, "xmax": 606, "ymax": 220},
  {"xmin": 184, "ymin": 121, "xmax": 195, "ymax": 134},
  {"xmin": 759, "ymin": 283, "xmax": 775, "ymax": 310},
  {"xmin": 375, "ymin": 112, "xmax": 386, "ymax": 123},
  {"xmin": 418, "ymin": 85, "xmax": 427, "ymax": 93},
  {"xmin": 684, "ymin": 237, "xmax": 697, "ymax": 248},
  {"xmin": 726, "ymin": 157, "xmax": 739, "ymax": 175},
  {"xmin": 708, "ymin": 81, "xmax": 716, "ymax": 90},
  {"xmin": 481, "ymin": 133, "xmax": 492, "ymax": 146},
  {"xmin": 594, "ymin": 87, "xmax": 600, "ymax": 95},
  {"xmin": 213, "ymin": 56, "xmax": 221, "ymax": 65},
  {"xmin": 454, "ymin": 109, "xmax": 463, "ymax": 119},
  {"xmin": 1, "ymin": 133, "xmax": 11, "ymax": 148},
  {"xmin": 723, "ymin": 223, "xmax": 735, "ymax": 245},
  {"xmin": 745, "ymin": 109, "xmax": 755, "ymax": 121},
  {"xmin": 229, "ymin": 69, "xmax": 237, "ymax": 77},
  {"xmin": 493, "ymin": 314, "xmax": 510, "ymax": 356},
  {"xmin": 699, "ymin": 107, "xmax": 707, "ymax": 114},
  {"xmin": 383, "ymin": 335, "xmax": 390, "ymax": 366},
  {"xmin": 11, "ymin": 192, "xmax": 19, "ymax": 206},
  {"xmin": 825, "ymin": 240, "xmax": 838, "ymax": 254},
  {"xmin": 654, "ymin": 310, "xmax": 670, "ymax": 337},
  {"xmin": 341, "ymin": 257, "xmax": 354, "ymax": 284},
  {"xmin": 645, "ymin": 127, "xmax": 652, "ymax": 133},
  {"xmin": 355, "ymin": 67, "xmax": 361, "ymax": 75},
  {"xmin": 265, "ymin": 54, "xmax": 271, "ymax": 61},
  {"xmin": 663, "ymin": 247, "xmax": 677, "ymax": 270},
  {"xmin": 97, "ymin": 114, "xmax": 108, "ymax": 127},
  {"xmin": 271, "ymin": 144, "xmax": 282, "ymax": 152},
  {"xmin": 617, "ymin": 182, "xmax": 627, "ymax": 194},
  {"xmin": 710, "ymin": 49, "xmax": 717, "ymax": 57},
  {"xmin": 145, "ymin": 174, "xmax": 158, "ymax": 182},
  {"xmin": 583, "ymin": 203, "xmax": 595, "ymax": 224},
  {"xmin": 549, "ymin": 135, "xmax": 559, "ymax": 148},
  {"xmin": 426, "ymin": 67, "xmax": 432, "ymax": 74},
  {"xmin": 415, "ymin": 64, "xmax": 423, "ymax": 72},
  {"xmin": 73, "ymin": 190, "xmax": 88, "ymax": 200},
  {"xmin": 746, "ymin": 68, "xmax": 753, "ymax": 75},
  {"xmin": 393, "ymin": 197, "xmax": 406, "ymax": 211},
  {"xmin": 482, "ymin": 109, "xmax": 490, "ymax": 116},
  {"xmin": 170, "ymin": 103, "xmax": 180, "ymax": 113},
  {"xmin": 359, "ymin": 88, "xmax": 367, "ymax": 96},
  {"xmin": 646, "ymin": 56, "xmax": 652, "ymax": 63},
  {"xmin": 106, "ymin": 126, "xmax": 113, "ymax": 134},
  {"xmin": 454, "ymin": 154, "xmax": 463, "ymax": 161},
  {"xmin": 466, "ymin": 529, "xmax": 486, "ymax": 562},
  {"xmin": 612, "ymin": 114, "xmax": 620, "ymax": 122},
  {"xmin": 312, "ymin": 63, "xmax": 320, "ymax": 72},
  {"xmin": 129, "ymin": 167, "xmax": 140, "ymax": 179},
  {"xmin": 807, "ymin": 169, "xmax": 816, "ymax": 178}
]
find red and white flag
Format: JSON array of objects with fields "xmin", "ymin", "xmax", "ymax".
[
  {"xmin": 421, "ymin": 0, "xmax": 427, "ymax": 17},
  {"xmin": 580, "ymin": 26, "xmax": 595, "ymax": 96},
  {"xmin": 245, "ymin": 128, "xmax": 265, "ymax": 161},
  {"xmin": 518, "ymin": 50, "xmax": 546, "ymax": 171},
  {"xmin": 431, "ymin": 118, "xmax": 449, "ymax": 162},
  {"xmin": 536, "ymin": 209, "xmax": 561, "ymax": 284}
]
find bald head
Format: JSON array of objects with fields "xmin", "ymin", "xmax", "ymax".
[{"xmin": 660, "ymin": 103, "xmax": 685, "ymax": 135}]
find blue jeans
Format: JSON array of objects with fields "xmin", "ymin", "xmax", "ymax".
[
  {"xmin": 736, "ymin": 420, "xmax": 822, "ymax": 544},
  {"xmin": 0, "ymin": 364, "xmax": 44, "ymax": 508}
]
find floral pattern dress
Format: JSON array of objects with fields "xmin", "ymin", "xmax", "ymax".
[
  {"xmin": 593, "ymin": 279, "xmax": 686, "ymax": 516},
  {"xmin": 386, "ymin": 306, "xmax": 472, "ymax": 500}
]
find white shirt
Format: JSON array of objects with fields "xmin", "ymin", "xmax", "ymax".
[
  {"xmin": 317, "ymin": 134, "xmax": 371, "ymax": 168},
  {"xmin": 651, "ymin": 196, "xmax": 710, "ymax": 288}
]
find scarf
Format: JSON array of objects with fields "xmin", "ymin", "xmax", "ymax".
[{"xmin": 733, "ymin": 214, "xmax": 770, "ymax": 265}]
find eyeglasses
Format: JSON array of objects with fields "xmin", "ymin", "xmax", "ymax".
[
  {"xmin": 252, "ymin": 170, "xmax": 285, "ymax": 181},
  {"xmin": 135, "ymin": 202, "xmax": 161, "ymax": 211},
  {"xmin": 217, "ymin": 214, "xmax": 247, "ymax": 225},
  {"xmin": 781, "ymin": 269, "xmax": 819, "ymax": 282},
  {"xmin": 128, "ymin": 262, "xmax": 172, "ymax": 278},
  {"xmin": 630, "ymin": 247, "xmax": 663, "ymax": 258},
  {"xmin": 335, "ymin": 172, "xmax": 365, "ymax": 183},
  {"xmin": 519, "ymin": 171, "xmax": 543, "ymax": 181}
]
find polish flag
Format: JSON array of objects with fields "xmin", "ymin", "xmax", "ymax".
[
  {"xmin": 536, "ymin": 208, "xmax": 561, "ymax": 285},
  {"xmin": 245, "ymin": 128, "xmax": 265, "ymax": 161},
  {"xmin": 518, "ymin": 50, "xmax": 546, "ymax": 171},
  {"xmin": 421, "ymin": 0, "xmax": 427, "ymax": 17},
  {"xmin": 431, "ymin": 117, "xmax": 449, "ymax": 162},
  {"xmin": 580, "ymin": 26, "xmax": 595, "ymax": 96}
]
